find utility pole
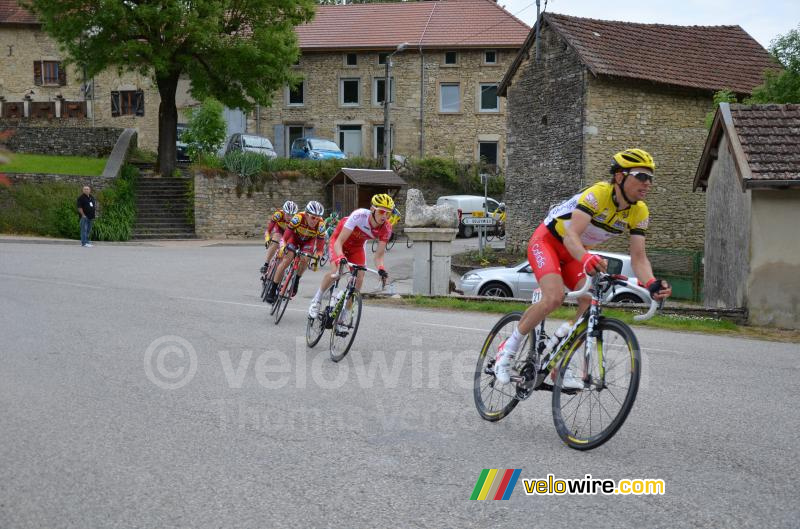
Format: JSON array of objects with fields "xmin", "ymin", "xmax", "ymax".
[
  {"xmin": 384, "ymin": 42, "xmax": 408, "ymax": 170},
  {"xmin": 535, "ymin": 0, "xmax": 541, "ymax": 62}
]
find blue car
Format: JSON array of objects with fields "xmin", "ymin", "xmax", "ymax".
[{"xmin": 290, "ymin": 137, "xmax": 347, "ymax": 160}]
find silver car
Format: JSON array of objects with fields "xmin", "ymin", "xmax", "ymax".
[
  {"xmin": 223, "ymin": 133, "xmax": 278, "ymax": 159},
  {"xmin": 459, "ymin": 251, "xmax": 648, "ymax": 303}
]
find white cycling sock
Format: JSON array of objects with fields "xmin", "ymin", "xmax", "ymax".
[
  {"xmin": 504, "ymin": 328, "xmax": 524, "ymax": 354},
  {"xmin": 312, "ymin": 289, "xmax": 322, "ymax": 302}
]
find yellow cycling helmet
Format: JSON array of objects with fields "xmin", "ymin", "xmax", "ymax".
[
  {"xmin": 612, "ymin": 148, "xmax": 656, "ymax": 172},
  {"xmin": 371, "ymin": 193, "xmax": 395, "ymax": 211}
]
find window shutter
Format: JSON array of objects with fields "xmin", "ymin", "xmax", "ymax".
[
  {"xmin": 58, "ymin": 62, "xmax": 66, "ymax": 86},
  {"xmin": 33, "ymin": 61, "xmax": 42, "ymax": 86},
  {"xmin": 134, "ymin": 90, "xmax": 144, "ymax": 116},
  {"xmin": 111, "ymin": 91, "xmax": 120, "ymax": 117}
]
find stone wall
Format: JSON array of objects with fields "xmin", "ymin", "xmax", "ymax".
[
  {"xmin": 0, "ymin": 123, "xmax": 123, "ymax": 157},
  {"xmin": 251, "ymin": 48, "xmax": 517, "ymax": 163},
  {"xmin": 584, "ymin": 77, "xmax": 711, "ymax": 252},
  {"xmin": 194, "ymin": 170, "xmax": 329, "ymax": 239},
  {"xmin": 504, "ymin": 26, "xmax": 586, "ymax": 251},
  {"xmin": 5, "ymin": 172, "xmax": 113, "ymax": 191}
]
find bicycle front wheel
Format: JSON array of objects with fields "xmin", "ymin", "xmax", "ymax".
[
  {"xmin": 552, "ymin": 318, "xmax": 641, "ymax": 450},
  {"xmin": 329, "ymin": 291, "xmax": 363, "ymax": 362},
  {"xmin": 273, "ymin": 269, "xmax": 294, "ymax": 324},
  {"xmin": 473, "ymin": 312, "xmax": 531, "ymax": 421},
  {"xmin": 306, "ymin": 287, "xmax": 333, "ymax": 348}
]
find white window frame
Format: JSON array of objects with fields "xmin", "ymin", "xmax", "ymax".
[
  {"xmin": 344, "ymin": 52, "xmax": 358, "ymax": 67},
  {"xmin": 439, "ymin": 82, "xmax": 461, "ymax": 113},
  {"xmin": 483, "ymin": 50, "xmax": 498, "ymax": 65},
  {"xmin": 478, "ymin": 140, "xmax": 499, "ymax": 167},
  {"xmin": 478, "ymin": 83, "xmax": 499, "ymax": 113},
  {"xmin": 373, "ymin": 77, "xmax": 395, "ymax": 106},
  {"xmin": 286, "ymin": 81, "xmax": 305, "ymax": 107},
  {"xmin": 373, "ymin": 123, "xmax": 395, "ymax": 158},
  {"xmin": 377, "ymin": 52, "xmax": 389, "ymax": 65},
  {"xmin": 339, "ymin": 77, "xmax": 361, "ymax": 107}
]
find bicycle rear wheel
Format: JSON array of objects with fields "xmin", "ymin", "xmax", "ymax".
[
  {"xmin": 329, "ymin": 291, "xmax": 363, "ymax": 362},
  {"xmin": 306, "ymin": 287, "xmax": 333, "ymax": 348},
  {"xmin": 273, "ymin": 268, "xmax": 294, "ymax": 324},
  {"xmin": 473, "ymin": 312, "xmax": 531, "ymax": 421},
  {"xmin": 551, "ymin": 318, "xmax": 640, "ymax": 450},
  {"xmin": 371, "ymin": 239, "xmax": 378, "ymax": 253},
  {"xmin": 386, "ymin": 233, "xmax": 396, "ymax": 251}
]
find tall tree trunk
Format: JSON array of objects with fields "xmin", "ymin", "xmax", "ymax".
[{"xmin": 155, "ymin": 73, "xmax": 180, "ymax": 178}]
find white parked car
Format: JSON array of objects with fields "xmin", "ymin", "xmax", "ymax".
[
  {"xmin": 223, "ymin": 133, "xmax": 278, "ymax": 159},
  {"xmin": 435, "ymin": 194, "xmax": 501, "ymax": 238},
  {"xmin": 459, "ymin": 251, "xmax": 648, "ymax": 303}
]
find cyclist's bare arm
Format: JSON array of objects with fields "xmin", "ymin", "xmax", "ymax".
[
  {"xmin": 373, "ymin": 240, "xmax": 387, "ymax": 271},
  {"xmin": 629, "ymin": 235, "xmax": 671, "ymax": 300},
  {"xmin": 563, "ymin": 209, "xmax": 607, "ymax": 273}
]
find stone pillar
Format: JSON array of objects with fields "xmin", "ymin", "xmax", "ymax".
[{"xmin": 405, "ymin": 227, "xmax": 458, "ymax": 295}]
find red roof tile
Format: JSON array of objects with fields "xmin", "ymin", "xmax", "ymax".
[
  {"xmin": 545, "ymin": 13, "xmax": 779, "ymax": 94},
  {"xmin": 296, "ymin": 0, "xmax": 530, "ymax": 50},
  {"xmin": 0, "ymin": 0, "xmax": 39, "ymax": 25},
  {"xmin": 694, "ymin": 104, "xmax": 800, "ymax": 190}
]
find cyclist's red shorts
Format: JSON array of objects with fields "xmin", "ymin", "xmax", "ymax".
[
  {"xmin": 329, "ymin": 239, "xmax": 366, "ymax": 267},
  {"xmin": 527, "ymin": 223, "xmax": 585, "ymax": 291},
  {"xmin": 283, "ymin": 231, "xmax": 318, "ymax": 255},
  {"xmin": 265, "ymin": 227, "xmax": 284, "ymax": 247}
]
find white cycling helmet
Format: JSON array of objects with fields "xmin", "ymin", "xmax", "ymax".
[
  {"xmin": 305, "ymin": 200, "xmax": 324, "ymax": 216},
  {"xmin": 282, "ymin": 200, "xmax": 298, "ymax": 216}
]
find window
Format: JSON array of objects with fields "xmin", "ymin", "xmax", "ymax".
[
  {"xmin": 288, "ymin": 82, "xmax": 304, "ymax": 106},
  {"xmin": 444, "ymin": 51, "xmax": 458, "ymax": 65},
  {"xmin": 345, "ymin": 53, "xmax": 358, "ymax": 66},
  {"xmin": 439, "ymin": 83, "xmax": 460, "ymax": 113},
  {"xmin": 111, "ymin": 90, "xmax": 144, "ymax": 117},
  {"xmin": 595, "ymin": 255, "xmax": 624, "ymax": 275},
  {"xmin": 340, "ymin": 78, "xmax": 360, "ymax": 106},
  {"xmin": 479, "ymin": 141, "xmax": 498, "ymax": 167},
  {"xmin": 484, "ymin": 50, "xmax": 497, "ymax": 64},
  {"xmin": 378, "ymin": 53, "xmax": 389, "ymax": 65},
  {"xmin": 33, "ymin": 60, "xmax": 65, "ymax": 86},
  {"xmin": 373, "ymin": 77, "xmax": 395, "ymax": 105},
  {"xmin": 287, "ymin": 125, "xmax": 312, "ymax": 156},
  {"xmin": 479, "ymin": 83, "xmax": 499, "ymax": 112},
  {"xmin": 374, "ymin": 124, "xmax": 395, "ymax": 158}
]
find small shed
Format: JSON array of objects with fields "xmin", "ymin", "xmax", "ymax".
[
  {"xmin": 694, "ymin": 103, "xmax": 800, "ymax": 329},
  {"xmin": 326, "ymin": 168, "xmax": 407, "ymax": 215}
]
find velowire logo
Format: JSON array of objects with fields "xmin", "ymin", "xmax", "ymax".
[{"xmin": 470, "ymin": 469, "xmax": 521, "ymax": 501}]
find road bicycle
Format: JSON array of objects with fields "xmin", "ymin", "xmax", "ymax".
[
  {"xmin": 473, "ymin": 270, "xmax": 659, "ymax": 450},
  {"xmin": 371, "ymin": 232, "xmax": 397, "ymax": 253},
  {"xmin": 270, "ymin": 249, "xmax": 317, "ymax": 325},
  {"xmin": 306, "ymin": 260, "xmax": 386, "ymax": 362},
  {"xmin": 259, "ymin": 239, "xmax": 281, "ymax": 302}
]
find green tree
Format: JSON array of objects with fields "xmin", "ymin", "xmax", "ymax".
[
  {"xmin": 182, "ymin": 99, "xmax": 227, "ymax": 161},
  {"xmin": 24, "ymin": 0, "xmax": 315, "ymax": 177},
  {"xmin": 705, "ymin": 89, "xmax": 738, "ymax": 129},
  {"xmin": 748, "ymin": 25, "xmax": 800, "ymax": 104}
]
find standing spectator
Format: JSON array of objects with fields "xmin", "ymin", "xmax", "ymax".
[{"xmin": 77, "ymin": 185, "xmax": 96, "ymax": 247}]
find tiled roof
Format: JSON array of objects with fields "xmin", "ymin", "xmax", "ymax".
[
  {"xmin": 694, "ymin": 104, "xmax": 800, "ymax": 190},
  {"xmin": 296, "ymin": 0, "xmax": 530, "ymax": 50},
  {"xmin": 327, "ymin": 168, "xmax": 407, "ymax": 188},
  {"xmin": 0, "ymin": 0, "xmax": 39, "ymax": 25},
  {"xmin": 501, "ymin": 12, "xmax": 779, "ymax": 95}
]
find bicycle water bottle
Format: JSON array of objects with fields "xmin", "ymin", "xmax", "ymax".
[{"xmin": 540, "ymin": 321, "xmax": 572, "ymax": 356}]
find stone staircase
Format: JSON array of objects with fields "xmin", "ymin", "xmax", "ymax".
[{"xmin": 133, "ymin": 172, "xmax": 195, "ymax": 240}]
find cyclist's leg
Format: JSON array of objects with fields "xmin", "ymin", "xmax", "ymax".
[
  {"xmin": 309, "ymin": 242, "xmax": 342, "ymax": 316},
  {"xmin": 267, "ymin": 247, "xmax": 294, "ymax": 302}
]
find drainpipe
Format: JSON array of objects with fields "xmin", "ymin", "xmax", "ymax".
[{"xmin": 419, "ymin": 46, "xmax": 425, "ymax": 157}]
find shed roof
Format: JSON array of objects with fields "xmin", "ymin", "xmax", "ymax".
[
  {"xmin": 500, "ymin": 12, "xmax": 778, "ymax": 96},
  {"xmin": 694, "ymin": 103, "xmax": 800, "ymax": 191},
  {"xmin": 0, "ymin": 0, "xmax": 38, "ymax": 25},
  {"xmin": 326, "ymin": 168, "xmax": 407, "ymax": 188}
]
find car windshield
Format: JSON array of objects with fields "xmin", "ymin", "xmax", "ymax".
[
  {"xmin": 242, "ymin": 136, "xmax": 273, "ymax": 150},
  {"xmin": 308, "ymin": 139, "xmax": 339, "ymax": 151}
]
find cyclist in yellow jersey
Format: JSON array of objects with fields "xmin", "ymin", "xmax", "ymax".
[
  {"xmin": 494, "ymin": 149, "xmax": 672, "ymax": 386},
  {"xmin": 261, "ymin": 200, "xmax": 298, "ymax": 277}
]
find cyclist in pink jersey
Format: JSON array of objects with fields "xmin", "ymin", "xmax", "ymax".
[{"xmin": 307, "ymin": 193, "xmax": 395, "ymax": 319}]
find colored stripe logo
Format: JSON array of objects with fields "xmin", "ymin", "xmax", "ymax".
[{"xmin": 470, "ymin": 469, "xmax": 521, "ymax": 500}]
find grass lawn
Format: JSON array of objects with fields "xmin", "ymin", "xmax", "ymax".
[{"xmin": 3, "ymin": 153, "xmax": 107, "ymax": 176}]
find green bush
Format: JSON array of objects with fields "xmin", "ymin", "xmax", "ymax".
[
  {"xmin": 182, "ymin": 99, "xmax": 227, "ymax": 161},
  {"xmin": 0, "ymin": 165, "xmax": 138, "ymax": 240}
]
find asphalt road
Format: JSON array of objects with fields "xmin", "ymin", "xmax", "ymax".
[{"xmin": 1, "ymin": 240, "xmax": 798, "ymax": 528}]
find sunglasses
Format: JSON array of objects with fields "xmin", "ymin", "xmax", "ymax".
[{"xmin": 627, "ymin": 171, "xmax": 653, "ymax": 183}]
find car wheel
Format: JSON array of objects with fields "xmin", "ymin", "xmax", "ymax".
[
  {"xmin": 462, "ymin": 224, "xmax": 475, "ymax": 238},
  {"xmin": 612, "ymin": 292, "xmax": 644, "ymax": 304},
  {"xmin": 479, "ymin": 282, "xmax": 512, "ymax": 298}
]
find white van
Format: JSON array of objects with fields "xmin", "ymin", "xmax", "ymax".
[{"xmin": 436, "ymin": 195, "xmax": 501, "ymax": 237}]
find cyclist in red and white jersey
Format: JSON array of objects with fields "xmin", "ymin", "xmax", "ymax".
[{"xmin": 307, "ymin": 193, "xmax": 395, "ymax": 319}]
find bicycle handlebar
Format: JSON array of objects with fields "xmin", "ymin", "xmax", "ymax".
[{"xmin": 563, "ymin": 264, "xmax": 659, "ymax": 322}]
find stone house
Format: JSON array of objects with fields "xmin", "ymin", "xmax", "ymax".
[
  {"xmin": 693, "ymin": 103, "xmax": 800, "ymax": 329},
  {"xmin": 498, "ymin": 13, "xmax": 778, "ymax": 253},
  {"xmin": 253, "ymin": 0, "xmax": 529, "ymax": 166},
  {"xmin": 0, "ymin": 0, "xmax": 195, "ymax": 152}
]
